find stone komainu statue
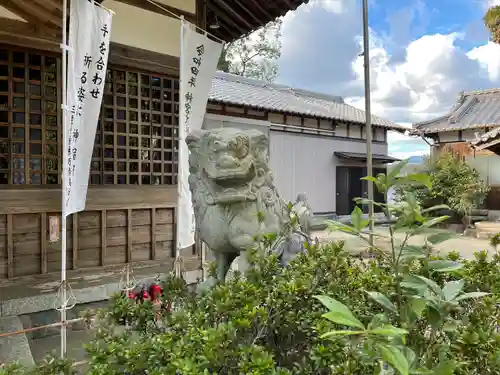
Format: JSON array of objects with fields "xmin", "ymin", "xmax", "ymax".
[{"xmin": 186, "ymin": 128, "xmax": 313, "ymax": 284}]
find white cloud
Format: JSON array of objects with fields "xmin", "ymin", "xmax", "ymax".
[
  {"xmin": 468, "ymin": 42, "xmax": 500, "ymax": 81},
  {"xmin": 313, "ymin": 0, "xmax": 344, "ymax": 14},
  {"xmin": 279, "ymin": 0, "xmax": 500, "ymax": 125},
  {"xmin": 278, "ymin": 0, "xmax": 500, "ymax": 158}
]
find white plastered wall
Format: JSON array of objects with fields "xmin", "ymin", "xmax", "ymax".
[{"xmin": 102, "ymin": 0, "xmax": 196, "ymax": 57}]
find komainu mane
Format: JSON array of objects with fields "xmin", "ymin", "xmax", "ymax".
[{"xmin": 186, "ymin": 128, "xmax": 312, "ymax": 285}]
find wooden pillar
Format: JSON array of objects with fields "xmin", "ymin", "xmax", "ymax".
[
  {"xmin": 7, "ymin": 213, "xmax": 13, "ymax": 279},
  {"xmin": 41, "ymin": 212, "xmax": 47, "ymax": 273},
  {"xmin": 100, "ymin": 210, "xmax": 106, "ymax": 266},
  {"xmin": 151, "ymin": 208, "xmax": 156, "ymax": 260},
  {"xmin": 126, "ymin": 209, "xmax": 132, "ymax": 263},
  {"xmin": 72, "ymin": 213, "xmax": 78, "ymax": 269}
]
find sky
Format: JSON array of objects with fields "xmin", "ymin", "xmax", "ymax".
[{"xmin": 276, "ymin": 0, "xmax": 500, "ymax": 159}]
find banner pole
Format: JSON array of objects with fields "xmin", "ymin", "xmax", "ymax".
[
  {"xmin": 60, "ymin": 0, "xmax": 69, "ymax": 358},
  {"xmin": 175, "ymin": 16, "xmax": 184, "ymax": 277}
]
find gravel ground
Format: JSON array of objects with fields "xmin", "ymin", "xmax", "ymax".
[{"xmin": 311, "ymin": 226, "xmax": 493, "ymax": 260}]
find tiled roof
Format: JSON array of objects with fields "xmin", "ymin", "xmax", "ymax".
[
  {"xmin": 208, "ymin": 72, "xmax": 405, "ymax": 131},
  {"xmin": 410, "ymin": 89, "xmax": 500, "ymax": 135},
  {"xmin": 471, "ymin": 126, "xmax": 500, "ymax": 148}
]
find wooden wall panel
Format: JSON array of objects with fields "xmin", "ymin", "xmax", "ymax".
[
  {"xmin": 12, "ymin": 214, "xmax": 41, "ymax": 277},
  {"xmin": 45, "ymin": 212, "xmax": 73, "ymax": 274},
  {"xmin": 0, "ymin": 193, "xmax": 195, "ymax": 279},
  {"xmin": 106, "ymin": 210, "xmax": 127, "ymax": 265},
  {"xmin": 156, "ymin": 240, "xmax": 174, "ymax": 260},
  {"xmin": 132, "ymin": 209, "xmax": 152, "ymax": 226},
  {"xmin": 107, "ymin": 210, "xmax": 127, "ymax": 228},
  {"xmin": 132, "ymin": 243, "xmax": 152, "ymax": 262},
  {"xmin": 156, "ymin": 208, "xmax": 174, "ymax": 224},
  {"xmin": 0, "ymin": 186, "xmax": 177, "ymax": 214}
]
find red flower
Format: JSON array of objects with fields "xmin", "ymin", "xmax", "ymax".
[
  {"xmin": 143, "ymin": 291, "xmax": 150, "ymax": 299},
  {"xmin": 127, "ymin": 292, "xmax": 135, "ymax": 299},
  {"xmin": 150, "ymin": 284, "xmax": 163, "ymax": 300}
]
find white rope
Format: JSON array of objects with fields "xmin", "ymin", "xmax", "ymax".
[
  {"xmin": 118, "ymin": 264, "xmax": 137, "ymax": 293},
  {"xmin": 173, "ymin": 256, "xmax": 186, "ymax": 280},
  {"xmin": 54, "ymin": 280, "xmax": 77, "ymax": 312}
]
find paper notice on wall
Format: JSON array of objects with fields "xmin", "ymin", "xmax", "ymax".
[
  {"xmin": 177, "ymin": 21, "xmax": 223, "ymax": 249},
  {"xmin": 63, "ymin": 0, "xmax": 113, "ymax": 217}
]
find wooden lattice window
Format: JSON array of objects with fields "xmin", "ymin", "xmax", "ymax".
[
  {"xmin": 90, "ymin": 68, "xmax": 179, "ymax": 185},
  {"xmin": 0, "ymin": 47, "xmax": 60, "ymax": 185}
]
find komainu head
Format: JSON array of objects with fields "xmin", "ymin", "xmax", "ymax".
[{"xmin": 186, "ymin": 128, "xmax": 272, "ymax": 204}]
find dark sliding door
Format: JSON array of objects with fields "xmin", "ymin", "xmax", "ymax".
[{"xmin": 336, "ymin": 166, "xmax": 387, "ymax": 215}]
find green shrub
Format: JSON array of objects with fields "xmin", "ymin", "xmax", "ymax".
[
  {"xmin": 3, "ymin": 160, "xmax": 500, "ymax": 374},
  {"xmin": 394, "ymin": 153, "xmax": 489, "ymax": 219}
]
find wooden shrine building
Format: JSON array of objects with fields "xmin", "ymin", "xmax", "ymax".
[{"xmin": 0, "ymin": 0, "xmax": 307, "ymax": 288}]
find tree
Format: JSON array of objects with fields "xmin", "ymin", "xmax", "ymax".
[
  {"xmin": 217, "ymin": 19, "xmax": 282, "ymax": 83},
  {"xmin": 395, "ymin": 153, "xmax": 490, "ymax": 222},
  {"xmin": 484, "ymin": 5, "xmax": 500, "ymax": 44}
]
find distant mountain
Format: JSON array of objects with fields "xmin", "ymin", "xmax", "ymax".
[
  {"xmin": 388, "ymin": 155, "xmax": 426, "ymax": 176},
  {"xmin": 407, "ymin": 155, "xmax": 425, "ymax": 164}
]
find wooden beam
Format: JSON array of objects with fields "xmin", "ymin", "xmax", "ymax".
[
  {"xmin": 248, "ymin": 0, "xmax": 273, "ymax": 20},
  {"xmin": 3, "ymin": 0, "xmax": 59, "ymax": 35},
  {"xmin": 212, "ymin": 0, "xmax": 254, "ymax": 31},
  {"xmin": 109, "ymin": 42, "xmax": 180, "ymax": 76},
  {"xmin": 0, "ymin": 17, "xmax": 60, "ymax": 52},
  {"xmin": 281, "ymin": 0, "xmax": 295, "ymax": 8},
  {"xmin": 45, "ymin": 0, "xmax": 63, "ymax": 12},
  {"xmin": 114, "ymin": 0, "xmax": 196, "ymax": 23},
  {"xmin": 233, "ymin": 0, "xmax": 262, "ymax": 26},
  {"xmin": 11, "ymin": 0, "xmax": 62, "ymax": 28},
  {"xmin": 31, "ymin": 0, "xmax": 63, "ymax": 21},
  {"xmin": 206, "ymin": 2, "xmax": 244, "ymax": 38},
  {"xmin": 196, "ymin": 0, "xmax": 206, "ymax": 29},
  {"xmin": 0, "ymin": 185, "xmax": 177, "ymax": 214}
]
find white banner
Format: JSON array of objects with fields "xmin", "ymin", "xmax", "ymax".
[
  {"xmin": 178, "ymin": 22, "xmax": 223, "ymax": 249},
  {"xmin": 64, "ymin": 1, "xmax": 113, "ymax": 217}
]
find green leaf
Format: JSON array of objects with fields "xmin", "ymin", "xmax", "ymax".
[
  {"xmin": 402, "ymin": 275, "xmax": 443, "ymax": 297},
  {"xmin": 432, "ymin": 359, "xmax": 457, "ymax": 375},
  {"xmin": 422, "ymin": 216, "xmax": 450, "ymax": 228},
  {"xmin": 404, "ymin": 173, "xmax": 432, "ymax": 189},
  {"xmin": 443, "ymin": 320, "xmax": 459, "ymax": 332},
  {"xmin": 351, "ymin": 206, "xmax": 369, "ymax": 231},
  {"xmin": 388, "ymin": 159, "xmax": 410, "ymax": 181},
  {"xmin": 354, "ymin": 198, "xmax": 387, "ymax": 209},
  {"xmin": 366, "ymin": 291, "xmax": 397, "ymax": 313},
  {"xmin": 379, "ymin": 344, "xmax": 409, "ymax": 375},
  {"xmin": 454, "ymin": 291, "xmax": 490, "ymax": 302},
  {"xmin": 421, "ymin": 204, "xmax": 449, "ymax": 214},
  {"xmin": 427, "ymin": 232, "xmax": 453, "ymax": 245},
  {"xmin": 428, "ymin": 260, "xmax": 463, "ymax": 273},
  {"xmin": 408, "ymin": 297, "xmax": 427, "ymax": 318},
  {"xmin": 400, "ymin": 245, "xmax": 428, "ymax": 260},
  {"xmin": 361, "ymin": 176, "xmax": 378, "ymax": 183},
  {"xmin": 427, "ymin": 306, "xmax": 443, "ymax": 330},
  {"xmin": 326, "ymin": 220, "xmax": 358, "ymax": 234},
  {"xmin": 314, "ymin": 295, "xmax": 365, "ymax": 329},
  {"xmin": 320, "ymin": 330, "xmax": 365, "ymax": 338},
  {"xmin": 370, "ymin": 325, "xmax": 408, "ymax": 337},
  {"xmin": 442, "ymin": 279, "xmax": 464, "ymax": 301}
]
